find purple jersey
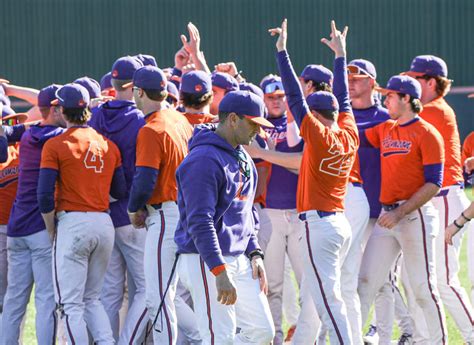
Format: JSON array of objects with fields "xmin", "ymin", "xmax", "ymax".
[
  {"xmin": 7, "ymin": 125, "xmax": 65, "ymax": 237},
  {"xmin": 263, "ymin": 115, "xmax": 304, "ymax": 209},
  {"xmin": 354, "ymin": 103, "xmax": 390, "ymax": 218}
]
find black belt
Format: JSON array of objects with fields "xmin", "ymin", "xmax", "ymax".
[
  {"xmin": 352, "ymin": 182, "xmax": 363, "ymax": 187},
  {"xmin": 381, "ymin": 203, "xmax": 399, "ymax": 212},
  {"xmin": 299, "ymin": 211, "xmax": 337, "ymax": 221},
  {"xmin": 150, "ymin": 201, "xmax": 177, "ymax": 210}
]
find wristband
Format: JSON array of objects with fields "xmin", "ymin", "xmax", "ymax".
[
  {"xmin": 234, "ymin": 71, "xmax": 243, "ymax": 79},
  {"xmin": 453, "ymin": 219, "xmax": 464, "ymax": 230},
  {"xmin": 461, "ymin": 212, "xmax": 472, "ymax": 222},
  {"xmin": 248, "ymin": 249, "xmax": 264, "ymax": 261}
]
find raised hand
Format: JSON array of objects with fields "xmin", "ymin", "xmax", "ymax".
[
  {"xmin": 181, "ymin": 22, "xmax": 201, "ymax": 57},
  {"xmin": 174, "ymin": 47, "xmax": 190, "ymax": 71},
  {"xmin": 268, "ymin": 18, "xmax": 287, "ymax": 52},
  {"xmin": 321, "ymin": 20, "xmax": 348, "ymax": 58}
]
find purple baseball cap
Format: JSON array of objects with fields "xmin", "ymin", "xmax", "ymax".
[
  {"xmin": 348, "ymin": 59, "xmax": 377, "ymax": 79},
  {"xmin": 111, "ymin": 56, "xmax": 144, "ymax": 80},
  {"xmin": 38, "ymin": 84, "xmax": 62, "ymax": 107},
  {"xmin": 260, "ymin": 75, "xmax": 285, "ymax": 95},
  {"xmin": 211, "ymin": 72, "xmax": 239, "ymax": 92},
  {"xmin": 375, "ymin": 76, "xmax": 421, "ymax": 99},
  {"xmin": 403, "ymin": 55, "xmax": 448, "ymax": 78},
  {"xmin": 100, "ymin": 72, "xmax": 113, "ymax": 91},
  {"xmin": 134, "ymin": 54, "xmax": 158, "ymax": 67},
  {"xmin": 51, "ymin": 84, "xmax": 90, "ymax": 108},
  {"xmin": 300, "ymin": 65, "xmax": 333, "ymax": 85},
  {"xmin": 181, "ymin": 71, "xmax": 212, "ymax": 96},
  {"xmin": 74, "ymin": 76, "xmax": 101, "ymax": 99},
  {"xmin": 218, "ymin": 90, "xmax": 274, "ymax": 128},
  {"xmin": 166, "ymin": 82, "xmax": 179, "ymax": 103},
  {"xmin": 124, "ymin": 66, "xmax": 167, "ymax": 91},
  {"xmin": 306, "ymin": 91, "xmax": 339, "ymax": 112},
  {"xmin": 239, "ymin": 82, "xmax": 264, "ymax": 99}
]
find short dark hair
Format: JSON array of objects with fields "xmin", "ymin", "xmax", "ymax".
[
  {"xmin": 111, "ymin": 79, "xmax": 131, "ymax": 92},
  {"xmin": 307, "ymin": 80, "xmax": 332, "ymax": 93},
  {"xmin": 62, "ymin": 107, "xmax": 91, "ymax": 125},
  {"xmin": 181, "ymin": 91, "xmax": 213, "ymax": 109},
  {"xmin": 416, "ymin": 75, "xmax": 452, "ymax": 97},
  {"xmin": 397, "ymin": 93, "xmax": 423, "ymax": 114},
  {"xmin": 218, "ymin": 111, "xmax": 245, "ymax": 123},
  {"xmin": 314, "ymin": 109, "xmax": 338, "ymax": 121},
  {"xmin": 143, "ymin": 89, "xmax": 168, "ymax": 102},
  {"xmin": 39, "ymin": 106, "xmax": 52, "ymax": 120}
]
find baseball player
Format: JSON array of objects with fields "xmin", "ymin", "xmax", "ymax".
[
  {"xmin": 403, "ymin": 55, "xmax": 474, "ymax": 342},
  {"xmin": 270, "ymin": 18, "xmax": 359, "ymax": 343},
  {"xmin": 210, "ymin": 72, "xmax": 239, "ymax": 115},
  {"xmin": 1, "ymin": 85, "xmax": 64, "ymax": 345},
  {"xmin": 174, "ymin": 90, "xmax": 275, "ymax": 344},
  {"xmin": 89, "ymin": 55, "xmax": 149, "ymax": 344},
  {"xmin": 38, "ymin": 83, "xmax": 126, "ymax": 344},
  {"xmin": 126, "ymin": 66, "xmax": 193, "ymax": 345},
  {"xmin": 357, "ymin": 74, "xmax": 448, "ymax": 344}
]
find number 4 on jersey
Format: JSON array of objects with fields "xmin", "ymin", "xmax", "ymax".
[{"xmin": 84, "ymin": 141, "xmax": 104, "ymax": 173}]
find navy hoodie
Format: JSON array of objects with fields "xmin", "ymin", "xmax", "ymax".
[
  {"xmin": 174, "ymin": 125, "xmax": 260, "ymax": 271},
  {"xmin": 89, "ymin": 100, "xmax": 145, "ymax": 227}
]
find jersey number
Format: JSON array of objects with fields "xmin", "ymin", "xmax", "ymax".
[
  {"xmin": 84, "ymin": 141, "xmax": 104, "ymax": 173},
  {"xmin": 319, "ymin": 141, "xmax": 353, "ymax": 177}
]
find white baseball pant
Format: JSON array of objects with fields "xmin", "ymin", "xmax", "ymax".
[
  {"xmin": 358, "ymin": 202, "xmax": 448, "ymax": 344},
  {"xmin": 301, "ymin": 210, "xmax": 353, "ymax": 344},
  {"xmin": 177, "ymin": 253, "xmax": 275, "ymax": 344},
  {"xmin": 175, "ymin": 281, "xmax": 202, "ymax": 344},
  {"xmin": 255, "ymin": 204, "xmax": 272, "ymax": 252},
  {"xmin": 433, "ymin": 186, "xmax": 474, "ymax": 342},
  {"xmin": 282, "ymin": 257, "xmax": 300, "ymax": 326},
  {"xmin": 1, "ymin": 229, "xmax": 56, "ymax": 345},
  {"xmin": 468, "ymin": 222, "xmax": 474, "ymax": 303},
  {"xmin": 101, "ymin": 224, "xmax": 148, "ymax": 344},
  {"xmin": 53, "ymin": 211, "xmax": 115, "ymax": 345},
  {"xmin": 263, "ymin": 208, "xmax": 304, "ymax": 345},
  {"xmin": 0, "ymin": 225, "xmax": 7, "ymax": 311}
]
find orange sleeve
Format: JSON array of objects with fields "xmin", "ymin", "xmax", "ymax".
[
  {"xmin": 364, "ymin": 125, "xmax": 381, "ymax": 148},
  {"xmin": 300, "ymin": 113, "xmax": 326, "ymax": 146},
  {"xmin": 136, "ymin": 127, "xmax": 164, "ymax": 168},
  {"xmin": 420, "ymin": 128, "xmax": 445, "ymax": 165},
  {"xmin": 40, "ymin": 141, "xmax": 59, "ymax": 170},
  {"xmin": 462, "ymin": 132, "xmax": 474, "ymax": 164}
]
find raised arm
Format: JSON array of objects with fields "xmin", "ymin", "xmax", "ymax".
[
  {"xmin": 181, "ymin": 22, "xmax": 211, "ymax": 74},
  {"xmin": 269, "ymin": 19, "xmax": 311, "ymax": 128}
]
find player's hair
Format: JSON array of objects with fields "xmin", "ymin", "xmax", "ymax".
[
  {"xmin": 143, "ymin": 89, "xmax": 168, "ymax": 102},
  {"xmin": 111, "ymin": 79, "xmax": 131, "ymax": 92},
  {"xmin": 180, "ymin": 91, "xmax": 214, "ymax": 109},
  {"xmin": 397, "ymin": 93, "xmax": 423, "ymax": 114},
  {"xmin": 433, "ymin": 76, "xmax": 452, "ymax": 97},
  {"xmin": 62, "ymin": 107, "xmax": 91, "ymax": 125},
  {"xmin": 38, "ymin": 106, "xmax": 51, "ymax": 120},
  {"xmin": 218, "ymin": 111, "xmax": 245, "ymax": 123},
  {"xmin": 307, "ymin": 80, "xmax": 333, "ymax": 93},
  {"xmin": 315, "ymin": 109, "xmax": 338, "ymax": 121}
]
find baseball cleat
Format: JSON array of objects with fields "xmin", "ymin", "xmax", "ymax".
[
  {"xmin": 397, "ymin": 333, "xmax": 413, "ymax": 344},
  {"xmin": 363, "ymin": 325, "xmax": 379, "ymax": 344}
]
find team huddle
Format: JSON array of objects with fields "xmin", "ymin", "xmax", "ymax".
[{"xmin": 1, "ymin": 18, "xmax": 474, "ymax": 345}]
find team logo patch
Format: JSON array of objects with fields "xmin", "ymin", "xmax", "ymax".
[
  {"xmin": 160, "ymin": 81, "xmax": 165, "ymax": 88},
  {"xmin": 112, "ymin": 70, "xmax": 119, "ymax": 78},
  {"xmin": 381, "ymin": 136, "xmax": 412, "ymax": 157},
  {"xmin": 195, "ymin": 84, "xmax": 203, "ymax": 92},
  {"xmin": 78, "ymin": 100, "xmax": 85, "ymax": 107}
]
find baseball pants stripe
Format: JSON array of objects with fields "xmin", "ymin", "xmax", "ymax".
[
  {"xmin": 129, "ymin": 308, "xmax": 148, "ymax": 344},
  {"xmin": 418, "ymin": 209, "xmax": 447, "ymax": 344},
  {"xmin": 200, "ymin": 259, "xmax": 215, "ymax": 344}
]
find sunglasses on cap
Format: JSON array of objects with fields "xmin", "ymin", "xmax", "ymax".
[
  {"xmin": 347, "ymin": 65, "xmax": 372, "ymax": 78},
  {"xmin": 2, "ymin": 117, "xmax": 20, "ymax": 126},
  {"xmin": 264, "ymin": 81, "xmax": 284, "ymax": 94}
]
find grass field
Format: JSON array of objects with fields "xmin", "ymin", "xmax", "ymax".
[{"xmin": 20, "ymin": 190, "xmax": 474, "ymax": 344}]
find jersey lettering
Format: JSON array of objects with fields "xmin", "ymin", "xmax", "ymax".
[
  {"xmin": 84, "ymin": 141, "xmax": 104, "ymax": 173},
  {"xmin": 319, "ymin": 141, "xmax": 353, "ymax": 177}
]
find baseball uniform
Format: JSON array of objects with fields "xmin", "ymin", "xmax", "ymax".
[
  {"xmin": 358, "ymin": 76, "xmax": 448, "ymax": 344},
  {"xmin": 278, "ymin": 49, "xmax": 358, "ymax": 344},
  {"xmin": 462, "ymin": 131, "xmax": 474, "ymax": 303}
]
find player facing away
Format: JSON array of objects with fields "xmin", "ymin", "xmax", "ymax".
[
  {"xmin": 37, "ymin": 84, "xmax": 126, "ymax": 345},
  {"xmin": 270, "ymin": 19, "xmax": 359, "ymax": 343},
  {"xmin": 174, "ymin": 90, "xmax": 275, "ymax": 344},
  {"xmin": 126, "ymin": 66, "xmax": 193, "ymax": 345},
  {"xmin": 357, "ymin": 75, "xmax": 448, "ymax": 344},
  {"xmin": 1, "ymin": 85, "xmax": 64, "ymax": 345},
  {"xmin": 404, "ymin": 55, "xmax": 474, "ymax": 343}
]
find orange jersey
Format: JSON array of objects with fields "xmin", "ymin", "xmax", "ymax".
[
  {"xmin": 298, "ymin": 111, "xmax": 359, "ymax": 213},
  {"xmin": 136, "ymin": 109, "xmax": 193, "ymax": 205},
  {"xmin": 40, "ymin": 127, "xmax": 122, "ymax": 212},
  {"xmin": 462, "ymin": 131, "xmax": 474, "ymax": 165},
  {"xmin": 183, "ymin": 112, "xmax": 217, "ymax": 126},
  {"xmin": 348, "ymin": 155, "xmax": 363, "ymax": 184},
  {"xmin": 254, "ymin": 160, "xmax": 271, "ymax": 206},
  {"xmin": 0, "ymin": 145, "xmax": 20, "ymax": 224},
  {"xmin": 419, "ymin": 97, "xmax": 463, "ymax": 186},
  {"xmin": 364, "ymin": 118, "xmax": 444, "ymax": 204}
]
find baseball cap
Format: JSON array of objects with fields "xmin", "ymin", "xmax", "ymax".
[
  {"xmin": 348, "ymin": 59, "xmax": 377, "ymax": 79},
  {"xmin": 260, "ymin": 75, "xmax": 285, "ymax": 96},
  {"xmin": 300, "ymin": 65, "xmax": 333, "ymax": 85},
  {"xmin": 306, "ymin": 91, "xmax": 339, "ymax": 112},
  {"xmin": 74, "ymin": 76, "xmax": 101, "ymax": 99},
  {"xmin": 111, "ymin": 56, "xmax": 144, "ymax": 80},
  {"xmin": 403, "ymin": 55, "xmax": 448, "ymax": 78},
  {"xmin": 51, "ymin": 83, "xmax": 90, "ymax": 108},
  {"xmin": 211, "ymin": 72, "xmax": 239, "ymax": 92},
  {"xmin": 181, "ymin": 71, "xmax": 212, "ymax": 96},
  {"xmin": 375, "ymin": 75, "xmax": 422, "ymax": 99},
  {"xmin": 218, "ymin": 90, "xmax": 274, "ymax": 128},
  {"xmin": 38, "ymin": 84, "xmax": 62, "ymax": 107},
  {"xmin": 124, "ymin": 66, "xmax": 167, "ymax": 91},
  {"xmin": 134, "ymin": 54, "xmax": 158, "ymax": 67},
  {"xmin": 166, "ymin": 82, "xmax": 179, "ymax": 103},
  {"xmin": 100, "ymin": 72, "xmax": 113, "ymax": 91},
  {"xmin": 239, "ymin": 82, "xmax": 264, "ymax": 99}
]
